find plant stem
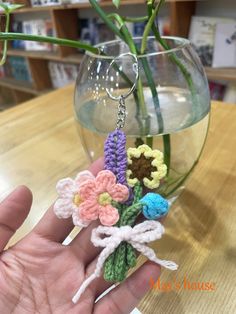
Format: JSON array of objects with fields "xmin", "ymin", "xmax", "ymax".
[
  {"xmin": 149, "ymin": 3, "xmax": 199, "ymax": 174},
  {"xmin": 150, "ymin": 5, "xmax": 198, "ymax": 112},
  {"xmin": 146, "ymin": 136, "xmax": 153, "ymax": 148},
  {"xmin": 163, "ymin": 134, "xmax": 171, "ymax": 175},
  {"xmin": 141, "ymin": 0, "xmax": 164, "ymax": 54},
  {"xmin": 152, "ymin": 26, "xmax": 196, "ymax": 95},
  {"xmin": 122, "ymin": 16, "xmax": 148, "ymax": 22},
  {"xmin": 0, "ymin": 32, "xmax": 99, "ymax": 54},
  {"xmin": 107, "ymin": 13, "xmax": 136, "ymax": 52},
  {"xmin": 162, "ymin": 114, "xmax": 210, "ymax": 197},
  {"xmin": 139, "ymin": 56, "xmax": 164, "ymax": 132},
  {"xmin": 0, "ymin": 12, "xmax": 10, "ymax": 65},
  {"xmin": 140, "ymin": 0, "xmax": 167, "ymax": 152},
  {"xmin": 147, "ymin": 0, "xmax": 172, "ymax": 173}
]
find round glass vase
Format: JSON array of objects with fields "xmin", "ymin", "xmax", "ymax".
[{"xmin": 74, "ymin": 36, "xmax": 210, "ymax": 202}]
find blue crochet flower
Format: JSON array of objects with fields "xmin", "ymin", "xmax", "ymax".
[{"xmin": 140, "ymin": 193, "xmax": 169, "ymax": 220}]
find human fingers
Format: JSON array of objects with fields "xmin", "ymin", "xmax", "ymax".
[
  {"xmin": 88, "ymin": 157, "xmax": 104, "ymax": 176},
  {"xmin": 80, "ymin": 253, "xmax": 114, "ymax": 301},
  {"xmin": 32, "ymin": 158, "xmax": 104, "ymax": 242},
  {"xmin": 0, "ymin": 186, "xmax": 32, "ymax": 251},
  {"xmin": 94, "ymin": 261, "xmax": 161, "ymax": 314},
  {"xmin": 69, "ymin": 220, "xmax": 101, "ymax": 264}
]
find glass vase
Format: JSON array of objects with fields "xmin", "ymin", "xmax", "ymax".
[{"xmin": 74, "ymin": 36, "xmax": 210, "ymax": 202}]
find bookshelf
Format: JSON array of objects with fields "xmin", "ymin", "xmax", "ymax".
[
  {"xmin": 0, "ymin": 0, "xmax": 235, "ymax": 106},
  {"xmin": 12, "ymin": 0, "xmax": 198, "ymax": 14}
]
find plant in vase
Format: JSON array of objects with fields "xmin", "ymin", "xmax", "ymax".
[{"xmin": 0, "ymin": 0, "xmax": 210, "ymax": 301}]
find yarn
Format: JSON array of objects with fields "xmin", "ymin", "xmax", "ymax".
[
  {"xmin": 78, "ymin": 170, "xmax": 129, "ymax": 226},
  {"xmin": 54, "ymin": 169, "xmax": 130, "ymax": 227},
  {"xmin": 140, "ymin": 193, "xmax": 169, "ymax": 220},
  {"xmin": 104, "ymin": 183, "xmax": 143, "ymax": 282},
  {"xmin": 104, "ymin": 129, "xmax": 133, "ymax": 203},
  {"xmin": 54, "ymin": 170, "xmax": 95, "ymax": 227},
  {"xmin": 104, "ymin": 129, "xmax": 127, "ymax": 185},
  {"xmin": 104, "ymin": 242, "xmax": 137, "ymax": 283},
  {"xmin": 132, "ymin": 182, "xmax": 143, "ymax": 204},
  {"xmin": 72, "ymin": 220, "xmax": 178, "ymax": 304},
  {"xmin": 127, "ymin": 144, "xmax": 167, "ymax": 189}
]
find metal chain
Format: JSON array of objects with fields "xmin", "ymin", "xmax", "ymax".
[
  {"xmin": 105, "ymin": 53, "xmax": 139, "ymax": 129},
  {"xmin": 116, "ymin": 95, "xmax": 126, "ymax": 129}
]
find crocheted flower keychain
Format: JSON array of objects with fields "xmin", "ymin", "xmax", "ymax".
[{"xmin": 54, "ymin": 53, "xmax": 178, "ymax": 304}]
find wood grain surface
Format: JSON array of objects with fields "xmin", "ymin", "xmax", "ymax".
[{"xmin": 0, "ymin": 84, "xmax": 235, "ymax": 313}]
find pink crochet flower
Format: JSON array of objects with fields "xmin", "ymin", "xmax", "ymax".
[
  {"xmin": 77, "ymin": 170, "xmax": 129, "ymax": 226},
  {"xmin": 54, "ymin": 170, "xmax": 95, "ymax": 227}
]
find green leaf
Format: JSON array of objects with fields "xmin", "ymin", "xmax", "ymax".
[
  {"xmin": 0, "ymin": 3, "xmax": 24, "ymax": 13},
  {"xmin": 112, "ymin": 0, "xmax": 120, "ymax": 8}
]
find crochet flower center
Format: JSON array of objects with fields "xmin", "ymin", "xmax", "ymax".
[
  {"xmin": 98, "ymin": 192, "xmax": 113, "ymax": 206},
  {"xmin": 73, "ymin": 194, "xmax": 82, "ymax": 206},
  {"xmin": 129, "ymin": 154, "xmax": 156, "ymax": 181}
]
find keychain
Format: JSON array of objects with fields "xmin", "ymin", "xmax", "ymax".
[{"xmin": 53, "ymin": 52, "xmax": 178, "ymax": 304}]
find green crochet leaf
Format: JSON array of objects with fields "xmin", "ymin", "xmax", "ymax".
[{"xmin": 126, "ymin": 243, "xmax": 137, "ymax": 268}]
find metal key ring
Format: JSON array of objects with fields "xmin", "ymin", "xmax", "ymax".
[{"xmin": 105, "ymin": 52, "xmax": 139, "ymax": 101}]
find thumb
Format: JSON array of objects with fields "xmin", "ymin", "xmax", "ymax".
[{"xmin": 88, "ymin": 157, "xmax": 104, "ymax": 176}]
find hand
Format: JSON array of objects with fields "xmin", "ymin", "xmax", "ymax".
[{"xmin": 0, "ymin": 160, "xmax": 160, "ymax": 314}]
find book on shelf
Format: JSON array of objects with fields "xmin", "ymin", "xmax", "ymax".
[
  {"xmin": 78, "ymin": 16, "xmax": 170, "ymax": 49},
  {"xmin": 189, "ymin": 16, "xmax": 236, "ymax": 67},
  {"xmin": 30, "ymin": 0, "xmax": 70, "ymax": 7},
  {"xmin": 11, "ymin": 20, "xmax": 25, "ymax": 50},
  {"xmin": 213, "ymin": 23, "xmax": 236, "ymax": 68},
  {"xmin": 9, "ymin": 56, "xmax": 32, "ymax": 82},
  {"xmin": 22, "ymin": 19, "xmax": 55, "ymax": 51},
  {"xmin": 78, "ymin": 17, "xmax": 115, "ymax": 48},
  {"xmin": 30, "ymin": 0, "xmax": 96, "ymax": 5},
  {"xmin": 48, "ymin": 61, "xmax": 80, "ymax": 89},
  {"xmin": 1, "ymin": 56, "xmax": 32, "ymax": 83}
]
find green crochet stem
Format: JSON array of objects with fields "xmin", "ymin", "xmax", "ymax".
[{"xmin": 104, "ymin": 183, "xmax": 143, "ymax": 282}]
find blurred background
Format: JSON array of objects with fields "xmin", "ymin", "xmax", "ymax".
[{"xmin": 0, "ymin": 0, "xmax": 235, "ymax": 111}]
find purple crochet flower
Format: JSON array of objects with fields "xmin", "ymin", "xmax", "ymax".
[
  {"xmin": 104, "ymin": 129, "xmax": 127, "ymax": 184},
  {"xmin": 104, "ymin": 129, "xmax": 133, "ymax": 203}
]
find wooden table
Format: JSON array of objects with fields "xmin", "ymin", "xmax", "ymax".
[{"xmin": 0, "ymin": 85, "xmax": 235, "ymax": 313}]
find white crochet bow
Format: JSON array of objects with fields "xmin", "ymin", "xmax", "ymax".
[{"xmin": 72, "ymin": 220, "xmax": 178, "ymax": 303}]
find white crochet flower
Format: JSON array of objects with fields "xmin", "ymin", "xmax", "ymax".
[{"xmin": 54, "ymin": 170, "xmax": 95, "ymax": 227}]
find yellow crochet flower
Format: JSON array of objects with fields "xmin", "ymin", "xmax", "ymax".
[{"xmin": 126, "ymin": 144, "xmax": 167, "ymax": 189}]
